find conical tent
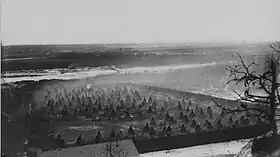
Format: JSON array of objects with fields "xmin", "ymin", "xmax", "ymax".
[
  {"xmin": 205, "ymin": 120, "xmax": 211, "ymax": 126},
  {"xmin": 162, "ymin": 126, "xmax": 166, "ymax": 134},
  {"xmin": 148, "ymin": 106, "xmax": 153, "ymax": 113},
  {"xmin": 182, "ymin": 99, "xmax": 186, "ymax": 107},
  {"xmin": 168, "ymin": 97, "xmax": 173, "ymax": 105},
  {"xmin": 134, "ymin": 90, "xmax": 141, "ymax": 99},
  {"xmin": 164, "ymin": 100, "xmax": 169, "ymax": 109},
  {"xmin": 166, "ymin": 125, "xmax": 172, "ymax": 135},
  {"xmin": 127, "ymin": 126, "xmax": 135, "ymax": 136},
  {"xmin": 138, "ymin": 104, "xmax": 142, "ymax": 111},
  {"xmin": 149, "ymin": 117, "xmax": 156, "ymax": 125},
  {"xmin": 200, "ymin": 108, "xmax": 205, "ymax": 116},
  {"xmin": 185, "ymin": 107, "xmax": 190, "ymax": 112},
  {"xmin": 120, "ymin": 100, "xmax": 125, "ymax": 108},
  {"xmin": 220, "ymin": 110, "xmax": 227, "ymax": 117},
  {"xmin": 109, "ymin": 109, "xmax": 117, "ymax": 120},
  {"xmin": 178, "ymin": 101, "xmax": 182, "ymax": 110},
  {"xmin": 195, "ymin": 105, "xmax": 200, "ymax": 114},
  {"xmin": 116, "ymin": 105, "xmax": 121, "ymax": 113},
  {"xmin": 165, "ymin": 113, "xmax": 170, "ymax": 121},
  {"xmin": 188, "ymin": 100, "xmax": 192, "ymax": 106},
  {"xmin": 170, "ymin": 116, "xmax": 177, "ymax": 124},
  {"xmin": 195, "ymin": 124, "xmax": 202, "ymax": 133},
  {"xmin": 161, "ymin": 106, "xmax": 165, "ymax": 112},
  {"xmin": 125, "ymin": 95, "xmax": 132, "ymax": 106},
  {"xmin": 97, "ymin": 104, "xmax": 102, "ymax": 111},
  {"xmin": 207, "ymin": 106, "xmax": 213, "ymax": 117},
  {"xmin": 116, "ymin": 133, "xmax": 121, "ymax": 141},
  {"xmin": 95, "ymin": 131, "xmax": 102, "ymax": 143},
  {"xmin": 180, "ymin": 124, "xmax": 187, "ymax": 132},
  {"xmin": 56, "ymin": 134, "xmax": 61, "ymax": 141},
  {"xmin": 150, "ymin": 127, "xmax": 157, "ymax": 136},
  {"xmin": 184, "ymin": 115, "xmax": 189, "ymax": 123},
  {"xmin": 148, "ymin": 95, "xmax": 153, "ymax": 103},
  {"xmin": 141, "ymin": 98, "xmax": 147, "ymax": 107},
  {"xmin": 152, "ymin": 100, "xmax": 157, "ymax": 108},
  {"xmin": 189, "ymin": 110, "xmax": 196, "ymax": 118},
  {"xmin": 240, "ymin": 115, "xmax": 245, "ymax": 121},
  {"xmin": 190, "ymin": 119, "xmax": 197, "ymax": 128},
  {"xmin": 240, "ymin": 116, "xmax": 249, "ymax": 126},
  {"xmin": 143, "ymin": 122, "xmax": 150, "ymax": 133},
  {"xmin": 216, "ymin": 119, "xmax": 223, "ymax": 130},
  {"xmin": 76, "ymin": 133, "xmax": 85, "ymax": 146},
  {"xmin": 205, "ymin": 120, "xmax": 213, "ymax": 131},
  {"xmin": 132, "ymin": 99, "xmax": 137, "ymax": 108},
  {"xmin": 228, "ymin": 116, "xmax": 234, "ymax": 126},
  {"xmin": 179, "ymin": 112, "xmax": 184, "ymax": 119},
  {"xmin": 142, "ymin": 97, "xmax": 147, "ymax": 103},
  {"xmin": 110, "ymin": 129, "xmax": 116, "ymax": 139}
]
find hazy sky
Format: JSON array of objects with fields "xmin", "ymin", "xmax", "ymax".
[{"xmin": 2, "ymin": 0, "xmax": 280, "ymax": 45}]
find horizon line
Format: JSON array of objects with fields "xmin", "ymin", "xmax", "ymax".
[{"xmin": 1, "ymin": 40, "xmax": 275, "ymax": 47}]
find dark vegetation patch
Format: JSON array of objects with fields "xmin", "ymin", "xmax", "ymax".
[{"xmin": 252, "ymin": 135, "xmax": 280, "ymax": 155}]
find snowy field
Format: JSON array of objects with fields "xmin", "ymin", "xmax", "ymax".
[
  {"xmin": 1, "ymin": 61, "xmax": 226, "ymax": 84},
  {"xmin": 140, "ymin": 139, "xmax": 251, "ymax": 157}
]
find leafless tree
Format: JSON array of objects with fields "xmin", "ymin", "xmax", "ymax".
[{"xmin": 212, "ymin": 42, "xmax": 280, "ymax": 135}]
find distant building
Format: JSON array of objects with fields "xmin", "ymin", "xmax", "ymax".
[{"xmin": 37, "ymin": 139, "xmax": 139, "ymax": 157}]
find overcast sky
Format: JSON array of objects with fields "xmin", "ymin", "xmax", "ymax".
[{"xmin": 2, "ymin": 0, "xmax": 280, "ymax": 45}]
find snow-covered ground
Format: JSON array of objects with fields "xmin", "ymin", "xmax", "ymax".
[
  {"xmin": 1, "ymin": 61, "xmax": 226, "ymax": 84},
  {"xmin": 1, "ymin": 68, "xmax": 117, "ymax": 84},
  {"xmin": 140, "ymin": 139, "xmax": 251, "ymax": 157}
]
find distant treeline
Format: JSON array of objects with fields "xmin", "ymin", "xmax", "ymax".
[
  {"xmin": 1, "ymin": 43, "xmax": 219, "ymax": 72},
  {"xmin": 134, "ymin": 123, "xmax": 273, "ymax": 154},
  {"xmin": 1, "ymin": 51, "xmax": 203, "ymax": 72}
]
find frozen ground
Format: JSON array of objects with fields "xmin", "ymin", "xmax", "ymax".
[
  {"xmin": 140, "ymin": 139, "xmax": 251, "ymax": 157},
  {"xmin": 1, "ymin": 61, "xmax": 226, "ymax": 83}
]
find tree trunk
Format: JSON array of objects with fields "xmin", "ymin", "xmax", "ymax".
[
  {"xmin": 268, "ymin": 111, "xmax": 277, "ymax": 135},
  {"xmin": 270, "ymin": 55, "xmax": 278, "ymax": 135}
]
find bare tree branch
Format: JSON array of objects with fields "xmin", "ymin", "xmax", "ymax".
[
  {"xmin": 212, "ymin": 97, "xmax": 264, "ymax": 113},
  {"xmin": 219, "ymin": 42, "xmax": 280, "ymax": 135}
]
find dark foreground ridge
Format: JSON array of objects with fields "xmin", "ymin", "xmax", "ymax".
[
  {"xmin": 252, "ymin": 135, "xmax": 280, "ymax": 155},
  {"xmin": 133, "ymin": 123, "xmax": 273, "ymax": 153}
]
